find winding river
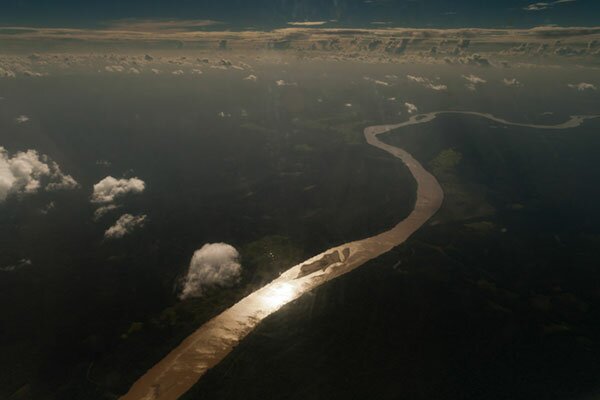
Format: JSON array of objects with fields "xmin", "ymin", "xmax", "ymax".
[{"xmin": 121, "ymin": 111, "xmax": 598, "ymax": 400}]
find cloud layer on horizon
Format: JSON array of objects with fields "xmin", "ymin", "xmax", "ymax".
[
  {"xmin": 1, "ymin": 25, "xmax": 599, "ymax": 80},
  {"xmin": 1, "ymin": 25, "xmax": 600, "ymax": 66}
]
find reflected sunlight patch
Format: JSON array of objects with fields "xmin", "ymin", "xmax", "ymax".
[{"xmin": 262, "ymin": 282, "xmax": 297, "ymax": 310}]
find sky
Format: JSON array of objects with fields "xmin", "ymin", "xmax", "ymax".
[{"xmin": 0, "ymin": 0, "xmax": 599, "ymax": 29}]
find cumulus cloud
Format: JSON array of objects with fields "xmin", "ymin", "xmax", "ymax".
[
  {"xmin": 462, "ymin": 74, "xmax": 486, "ymax": 91},
  {"xmin": 107, "ymin": 19, "xmax": 222, "ymax": 32},
  {"xmin": 244, "ymin": 74, "xmax": 258, "ymax": 81},
  {"xmin": 276, "ymin": 79, "xmax": 296, "ymax": 86},
  {"xmin": 405, "ymin": 102, "xmax": 418, "ymax": 114},
  {"xmin": 96, "ymin": 160, "xmax": 111, "ymax": 167},
  {"xmin": 15, "ymin": 115, "xmax": 30, "ymax": 124},
  {"xmin": 524, "ymin": 2, "xmax": 551, "ymax": 11},
  {"xmin": 94, "ymin": 204, "xmax": 121, "ymax": 220},
  {"xmin": 523, "ymin": 0, "xmax": 576, "ymax": 11},
  {"xmin": 3, "ymin": 25, "xmax": 600, "ymax": 69},
  {"xmin": 91, "ymin": 176, "xmax": 145, "ymax": 204},
  {"xmin": 568, "ymin": 82, "xmax": 596, "ymax": 91},
  {"xmin": 239, "ymin": 62, "xmax": 253, "ymax": 70},
  {"xmin": 105, "ymin": 65, "xmax": 125, "ymax": 73},
  {"xmin": 0, "ymin": 147, "xmax": 78, "ymax": 202},
  {"xmin": 23, "ymin": 70, "xmax": 46, "ymax": 77},
  {"xmin": 104, "ymin": 213, "xmax": 147, "ymax": 239},
  {"xmin": 0, "ymin": 258, "xmax": 32, "ymax": 273},
  {"xmin": 39, "ymin": 201, "xmax": 55, "ymax": 215},
  {"xmin": 406, "ymin": 74, "xmax": 447, "ymax": 91},
  {"xmin": 287, "ymin": 21, "xmax": 327, "ymax": 27},
  {"xmin": 364, "ymin": 76, "xmax": 390, "ymax": 86},
  {"xmin": 458, "ymin": 53, "xmax": 491, "ymax": 67},
  {"xmin": 462, "ymin": 74, "xmax": 486, "ymax": 84},
  {"xmin": 46, "ymin": 174, "xmax": 79, "ymax": 191},
  {"xmin": 503, "ymin": 78, "xmax": 522, "ymax": 87},
  {"xmin": 179, "ymin": 243, "xmax": 242, "ymax": 299},
  {"xmin": 0, "ymin": 67, "xmax": 16, "ymax": 78}
]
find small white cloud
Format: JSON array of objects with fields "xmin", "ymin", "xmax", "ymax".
[
  {"xmin": 172, "ymin": 70, "xmax": 184, "ymax": 75},
  {"xmin": 104, "ymin": 213, "xmax": 147, "ymax": 239},
  {"xmin": 244, "ymin": 74, "xmax": 258, "ymax": 82},
  {"xmin": 0, "ymin": 147, "xmax": 78, "ymax": 202},
  {"xmin": 96, "ymin": 160, "xmax": 111, "ymax": 167},
  {"xmin": 23, "ymin": 71, "xmax": 46, "ymax": 77},
  {"xmin": 405, "ymin": 102, "xmax": 418, "ymax": 114},
  {"xmin": 503, "ymin": 78, "xmax": 522, "ymax": 87},
  {"xmin": 191, "ymin": 69, "xmax": 203, "ymax": 75},
  {"xmin": 568, "ymin": 82, "xmax": 596, "ymax": 91},
  {"xmin": 462, "ymin": 74, "xmax": 486, "ymax": 84},
  {"xmin": 364, "ymin": 76, "xmax": 390, "ymax": 86},
  {"xmin": 94, "ymin": 204, "xmax": 121, "ymax": 221},
  {"xmin": 15, "ymin": 115, "xmax": 30, "ymax": 124},
  {"xmin": 276, "ymin": 79, "xmax": 296, "ymax": 87},
  {"xmin": 40, "ymin": 201, "xmax": 55, "ymax": 215},
  {"xmin": 0, "ymin": 258, "xmax": 32, "ymax": 273},
  {"xmin": 345, "ymin": 103, "xmax": 353, "ymax": 107},
  {"xmin": 179, "ymin": 243, "xmax": 242, "ymax": 299},
  {"xmin": 463, "ymin": 74, "xmax": 486, "ymax": 91},
  {"xmin": 151, "ymin": 68, "xmax": 161, "ymax": 75},
  {"xmin": 91, "ymin": 176, "xmax": 145, "ymax": 204},
  {"xmin": 105, "ymin": 65, "xmax": 125, "ymax": 73},
  {"xmin": 524, "ymin": 0, "xmax": 576, "ymax": 10},
  {"xmin": 524, "ymin": 2, "xmax": 550, "ymax": 10},
  {"xmin": 287, "ymin": 21, "xmax": 327, "ymax": 26},
  {"xmin": 46, "ymin": 172, "xmax": 78, "ymax": 191},
  {"xmin": 406, "ymin": 75, "xmax": 447, "ymax": 91}
]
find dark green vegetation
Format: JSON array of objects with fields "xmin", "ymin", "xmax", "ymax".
[
  {"xmin": 1, "ymin": 62, "xmax": 600, "ymax": 399},
  {"xmin": 0, "ymin": 69, "xmax": 415, "ymax": 399},
  {"xmin": 184, "ymin": 114, "xmax": 600, "ymax": 400}
]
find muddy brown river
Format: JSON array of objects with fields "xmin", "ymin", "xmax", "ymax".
[{"xmin": 121, "ymin": 111, "xmax": 597, "ymax": 400}]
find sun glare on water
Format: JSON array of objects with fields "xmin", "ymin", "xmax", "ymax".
[{"xmin": 262, "ymin": 282, "xmax": 297, "ymax": 310}]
